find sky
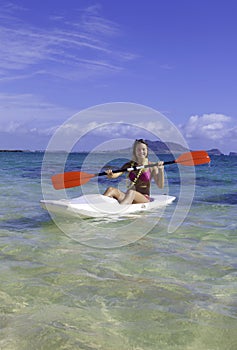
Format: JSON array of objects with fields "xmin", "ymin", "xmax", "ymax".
[{"xmin": 0, "ymin": 0, "xmax": 236, "ymax": 154}]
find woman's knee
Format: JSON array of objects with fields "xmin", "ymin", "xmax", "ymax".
[
  {"xmin": 104, "ymin": 186, "xmax": 116, "ymax": 196},
  {"xmin": 108, "ymin": 186, "xmax": 116, "ymax": 193},
  {"xmin": 125, "ymin": 189, "xmax": 136, "ymax": 200},
  {"xmin": 126, "ymin": 189, "xmax": 136, "ymax": 198},
  {"xmin": 127, "ymin": 189, "xmax": 135, "ymax": 195}
]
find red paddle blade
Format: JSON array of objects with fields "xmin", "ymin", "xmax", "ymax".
[
  {"xmin": 175, "ymin": 151, "xmax": 210, "ymax": 166},
  {"xmin": 51, "ymin": 171, "xmax": 95, "ymax": 190}
]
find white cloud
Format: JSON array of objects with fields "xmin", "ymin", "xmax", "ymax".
[
  {"xmin": 0, "ymin": 4, "xmax": 136, "ymax": 81},
  {"xmin": 181, "ymin": 113, "xmax": 237, "ymax": 152},
  {"xmin": 0, "ymin": 92, "xmax": 74, "ymax": 134},
  {"xmin": 56, "ymin": 117, "xmax": 183, "ymax": 142},
  {"xmin": 182, "ymin": 113, "xmax": 231, "ymax": 139},
  {"xmin": 48, "ymin": 104, "xmax": 190, "ymax": 152}
]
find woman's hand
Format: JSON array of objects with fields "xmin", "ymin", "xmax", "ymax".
[
  {"xmin": 105, "ymin": 169, "xmax": 123, "ymax": 179},
  {"xmin": 153, "ymin": 161, "xmax": 164, "ymax": 174},
  {"xmin": 157, "ymin": 161, "xmax": 164, "ymax": 171},
  {"xmin": 106, "ymin": 169, "xmax": 114, "ymax": 179}
]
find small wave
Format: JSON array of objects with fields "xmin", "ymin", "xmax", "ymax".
[{"xmin": 203, "ymin": 193, "xmax": 237, "ymax": 205}]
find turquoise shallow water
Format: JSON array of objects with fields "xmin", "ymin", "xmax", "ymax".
[{"xmin": 0, "ymin": 152, "xmax": 237, "ymax": 350}]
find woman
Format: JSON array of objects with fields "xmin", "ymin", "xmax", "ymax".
[{"xmin": 103, "ymin": 139, "xmax": 164, "ymax": 204}]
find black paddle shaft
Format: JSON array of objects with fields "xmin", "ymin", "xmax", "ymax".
[{"xmin": 96, "ymin": 160, "xmax": 175, "ymax": 177}]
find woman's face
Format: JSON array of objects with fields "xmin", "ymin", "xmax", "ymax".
[{"xmin": 135, "ymin": 143, "xmax": 148, "ymax": 160}]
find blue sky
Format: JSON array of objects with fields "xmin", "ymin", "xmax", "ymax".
[{"xmin": 0, "ymin": 0, "xmax": 236, "ymax": 153}]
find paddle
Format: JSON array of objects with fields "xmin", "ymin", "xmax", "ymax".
[{"xmin": 51, "ymin": 150, "xmax": 210, "ymax": 190}]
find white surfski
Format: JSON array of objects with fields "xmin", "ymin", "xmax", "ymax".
[{"xmin": 40, "ymin": 194, "xmax": 176, "ymax": 218}]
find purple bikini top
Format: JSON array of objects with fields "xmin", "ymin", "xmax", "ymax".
[{"xmin": 129, "ymin": 168, "xmax": 151, "ymax": 182}]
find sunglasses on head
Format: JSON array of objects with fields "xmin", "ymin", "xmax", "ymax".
[{"xmin": 135, "ymin": 139, "xmax": 147, "ymax": 145}]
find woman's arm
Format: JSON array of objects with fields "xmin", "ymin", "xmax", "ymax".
[
  {"xmin": 152, "ymin": 161, "xmax": 164, "ymax": 189},
  {"xmin": 105, "ymin": 161, "xmax": 131, "ymax": 180},
  {"xmin": 106, "ymin": 169, "xmax": 123, "ymax": 179}
]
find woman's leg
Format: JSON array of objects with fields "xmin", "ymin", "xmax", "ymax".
[
  {"xmin": 103, "ymin": 187, "xmax": 126, "ymax": 202},
  {"xmin": 104, "ymin": 187, "xmax": 149, "ymax": 205},
  {"xmin": 120, "ymin": 189, "xmax": 150, "ymax": 205}
]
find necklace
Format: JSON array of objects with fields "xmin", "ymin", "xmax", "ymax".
[{"xmin": 126, "ymin": 166, "xmax": 144, "ymax": 190}]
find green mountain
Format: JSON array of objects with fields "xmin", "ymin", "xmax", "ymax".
[{"xmin": 146, "ymin": 140, "xmax": 189, "ymax": 154}]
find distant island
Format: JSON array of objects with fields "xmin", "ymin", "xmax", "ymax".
[
  {"xmin": 144, "ymin": 141, "xmax": 236, "ymax": 156},
  {"xmin": 206, "ymin": 148, "xmax": 224, "ymax": 156},
  {"xmin": 0, "ymin": 149, "xmax": 24, "ymax": 152},
  {"xmin": 107, "ymin": 140, "xmax": 235, "ymax": 156},
  {"xmin": 0, "ymin": 142, "xmax": 236, "ymax": 156},
  {"xmin": 146, "ymin": 140, "xmax": 189, "ymax": 154},
  {"xmin": 0, "ymin": 149, "xmax": 44, "ymax": 153}
]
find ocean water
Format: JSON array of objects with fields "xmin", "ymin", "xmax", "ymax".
[{"xmin": 0, "ymin": 151, "xmax": 237, "ymax": 350}]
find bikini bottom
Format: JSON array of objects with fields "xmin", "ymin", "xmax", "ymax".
[{"xmin": 143, "ymin": 194, "xmax": 154, "ymax": 202}]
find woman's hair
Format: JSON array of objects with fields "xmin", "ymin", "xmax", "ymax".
[{"xmin": 132, "ymin": 139, "xmax": 148, "ymax": 161}]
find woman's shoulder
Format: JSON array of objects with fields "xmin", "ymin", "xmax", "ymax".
[{"xmin": 122, "ymin": 160, "xmax": 136, "ymax": 170}]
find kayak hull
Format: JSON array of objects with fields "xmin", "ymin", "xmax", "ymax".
[{"xmin": 40, "ymin": 194, "xmax": 176, "ymax": 218}]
